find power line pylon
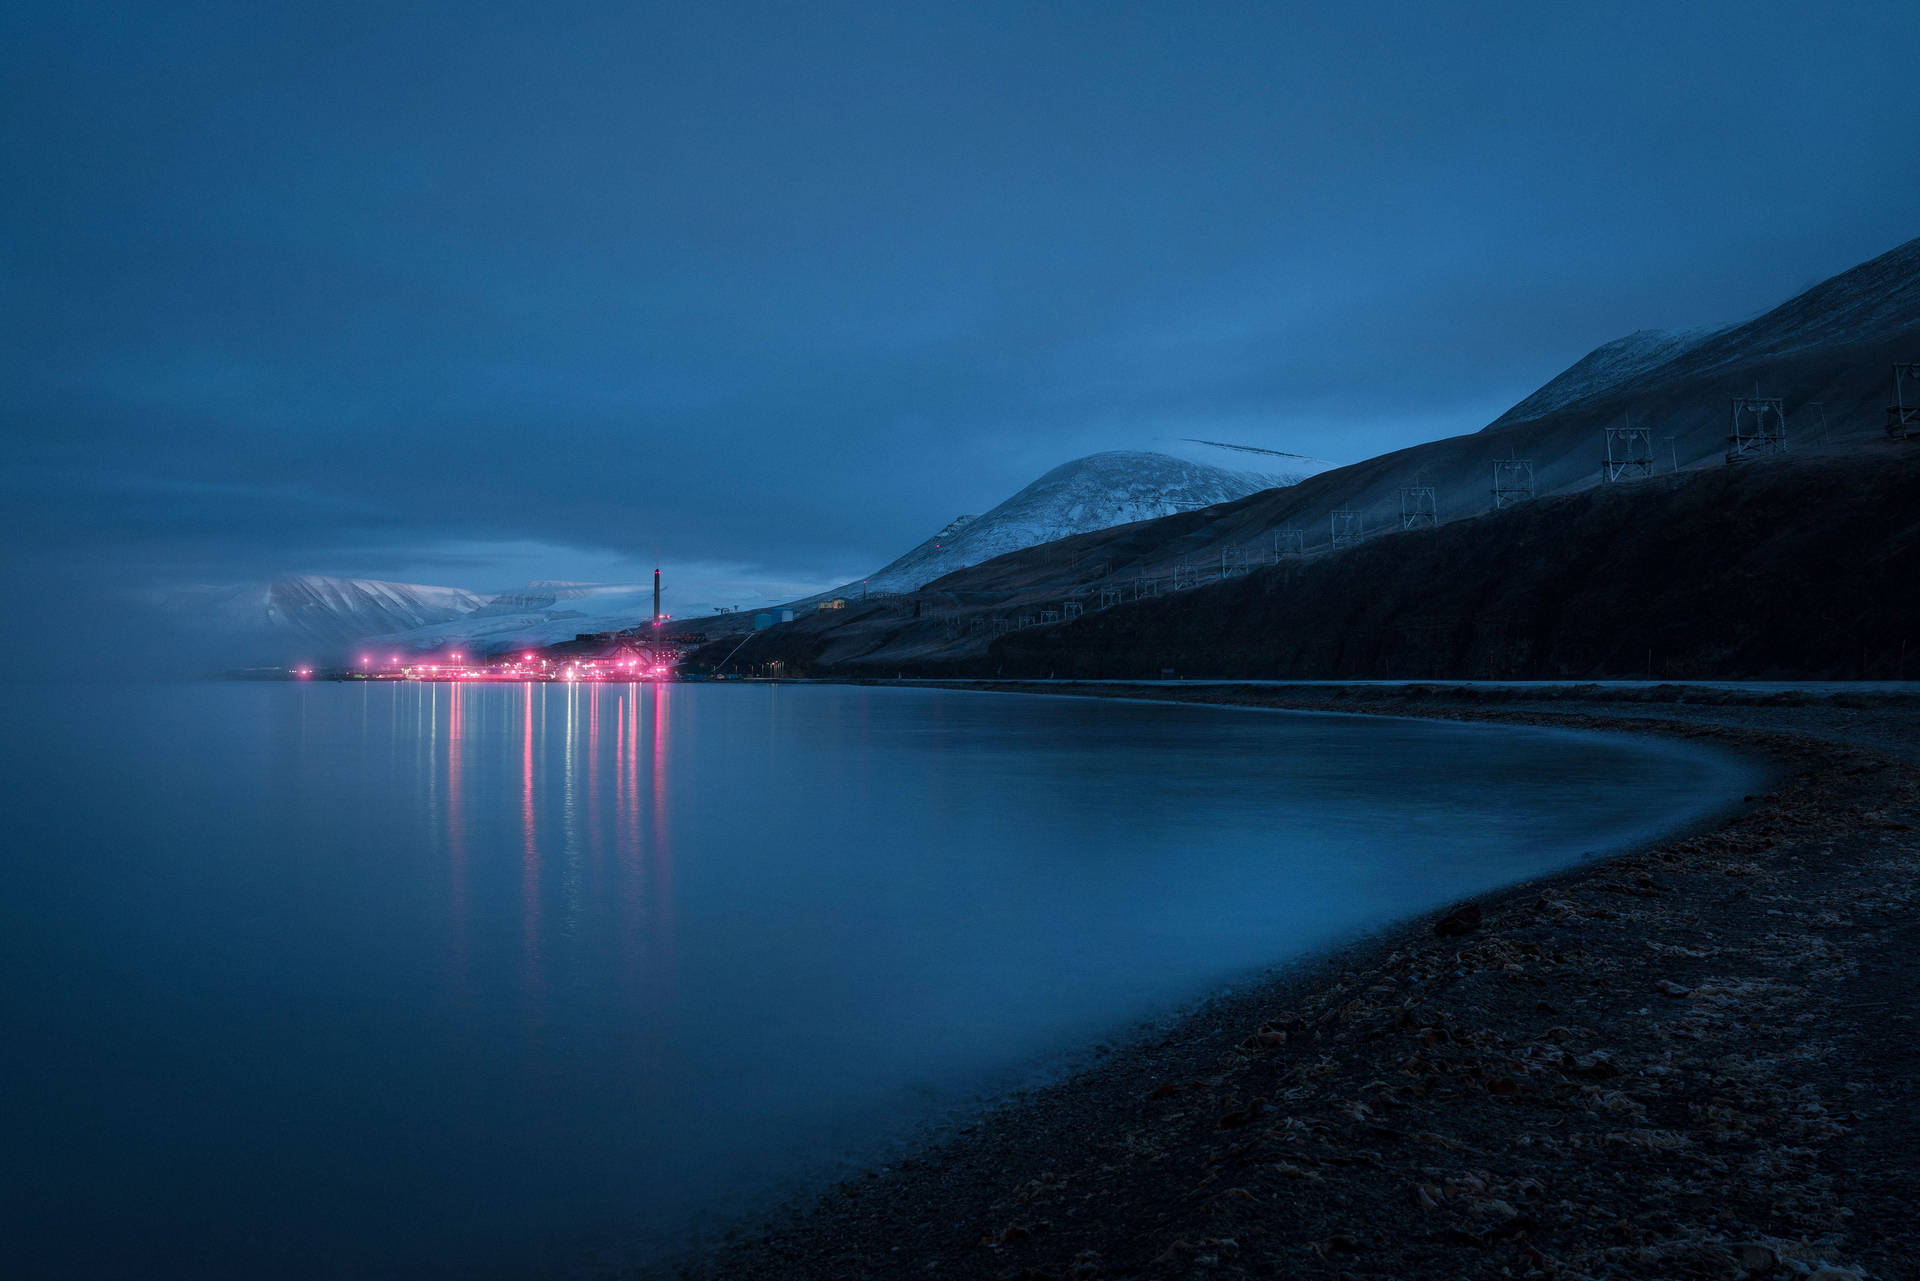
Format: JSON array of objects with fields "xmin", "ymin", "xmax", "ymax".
[
  {"xmin": 1727, "ymin": 388, "xmax": 1787, "ymax": 462},
  {"xmin": 1330, "ymin": 510, "xmax": 1365, "ymax": 549},
  {"xmin": 1491, "ymin": 457, "xmax": 1534, "ymax": 510},
  {"xmin": 1400, "ymin": 486, "xmax": 1437, "ymax": 530},
  {"xmin": 1889, "ymin": 363, "xmax": 1920, "ymax": 441},
  {"xmin": 1602, "ymin": 414, "xmax": 1655, "ymax": 482}
]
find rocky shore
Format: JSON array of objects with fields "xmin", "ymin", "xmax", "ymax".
[{"xmin": 651, "ymin": 685, "xmax": 1920, "ymax": 1281}]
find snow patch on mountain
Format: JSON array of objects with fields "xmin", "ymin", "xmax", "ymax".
[
  {"xmin": 374, "ymin": 583, "xmax": 661, "ymax": 654},
  {"xmin": 1491, "ymin": 324, "xmax": 1731, "ymax": 427},
  {"xmin": 850, "ymin": 450, "xmax": 1290, "ymax": 594},
  {"xmin": 163, "ymin": 574, "xmax": 488, "ymax": 649},
  {"xmin": 1491, "ymin": 237, "xmax": 1920, "ymax": 431}
]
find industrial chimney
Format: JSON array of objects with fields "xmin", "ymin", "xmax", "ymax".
[{"xmin": 652, "ymin": 567, "xmax": 661, "ymax": 624}]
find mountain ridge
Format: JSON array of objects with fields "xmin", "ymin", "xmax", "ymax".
[
  {"xmin": 841, "ymin": 450, "xmax": 1292, "ymax": 597},
  {"xmin": 695, "ymin": 232, "xmax": 1920, "ymax": 676}
]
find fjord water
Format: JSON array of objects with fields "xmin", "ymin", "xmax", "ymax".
[{"xmin": 0, "ymin": 682, "xmax": 1753, "ymax": 1279}]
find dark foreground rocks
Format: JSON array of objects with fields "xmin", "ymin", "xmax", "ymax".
[{"xmin": 646, "ymin": 691, "xmax": 1920, "ymax": 1281}]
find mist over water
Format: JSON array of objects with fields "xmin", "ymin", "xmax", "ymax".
[{"xmin": 0, "ymin": 683, "xmax": 1755, "ymax": 1279}]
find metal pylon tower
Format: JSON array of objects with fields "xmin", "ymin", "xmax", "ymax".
[
  {"xmin": 1399, "ymin": 486, "xmax": 1437, "ymax": 530},
  {"xmin": 1603, "ymin": 415, "xmax": 1656, "ymax": 482},
  {"xmin": 1221, "ymin": 545, "xmax": 1249, "ymax": 577},
  {"xmin": 1330, "ymin": 510, "xmax": 1365, "ymax": 549},
  {"xmin": 1273, "ymin": 528, "xmax": 1305, "ymax": 560},
  {"xmin": 1727, "ymin": 390, "xmax": 1787, "ymax": 462},
  {"xmin": 1889, "ymin": 362, "xmax": 1920, "ymax": 440},
  {"xmin": 1491, "ymin": 458, "xmax": 1534, "ymax": 510}
]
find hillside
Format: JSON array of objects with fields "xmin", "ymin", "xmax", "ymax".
[
  {"xmin": 694, "ymin": 234, "xmax": 1920, "ymax": 672},
  {"xmin": 987, "ymin": 453, "xmax": 1920, "ymax": 680},
  {"xmin": 693, "ymin": 452, "xmax": 1920, "ymax": 680}
]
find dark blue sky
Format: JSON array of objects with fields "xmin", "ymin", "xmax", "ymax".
[{"xmin": 4, "ymin": 1, "xmax": 1916, "ymax": 621}]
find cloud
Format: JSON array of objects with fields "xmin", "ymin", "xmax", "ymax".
[{"xmin": 3, "ymin": 0, "xmax": 1917, "ymax": 648}]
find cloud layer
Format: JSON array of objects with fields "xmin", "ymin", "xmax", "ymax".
[{"xmin": 4, "ymin": 0, "xmax": 1917, "ymax": 658}]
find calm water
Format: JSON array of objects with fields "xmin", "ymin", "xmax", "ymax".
[{"xmin": 0, "ymin": 682, "xmax": 1754, "ymax": 1279}]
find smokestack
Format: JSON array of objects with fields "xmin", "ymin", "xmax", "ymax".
[{"xmin": 652, "ymin": 567, "xmax": 661, "ymax": 624}]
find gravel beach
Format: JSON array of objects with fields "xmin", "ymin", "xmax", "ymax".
[{"xmin": 646, "ymin": 684, "xmax": 1920, "ymax": 1281}]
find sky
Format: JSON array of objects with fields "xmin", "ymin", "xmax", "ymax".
[{"xmin": 4, "ymin": 0, "xmax": 1917, "ymax": 640}]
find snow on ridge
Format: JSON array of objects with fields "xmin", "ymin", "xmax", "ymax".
[
  {"xmin": 373, "ymin": 583, "xmax": 660, "ymax": 654},
  {"xmin": 1491, "ymin": 324, "xmax": 1731, "ymax": 427},
  {"xmin": 1490, "ymin": 236, "xmax": 1920, "ymax": 429},
  {"xmin": 271, "ymin": 574, "xmax": 486, "ymax": 619},
  {"xmin": 158, "ymin": 574, "xmax": 490, "ymax": 652},
  {"xmin": 847, "ymin": 450, "xmax": 1291, "ymax": 595}
]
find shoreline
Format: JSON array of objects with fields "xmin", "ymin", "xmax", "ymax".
[{"xmin": 644, "ymin": 684, "xmax": 1920, "ymax": 1281}]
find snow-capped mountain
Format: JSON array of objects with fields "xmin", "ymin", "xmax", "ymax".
[
  {"xmin": 462, "ymin": 581, "xmax": 605, "ymax": 619},
  {"xmin": 162, "ymin": 575, "xmax": 488, "ymax": 650},
  {"xmin": 849, "ymin": 450, "xmax": 1291, "ymax": 594},
  {"xmin": 374, "ymin": 582, "xmax": 663, "ymax": 654},
  {"xmin": 943, "ymin": 234, "xmax": 1920, "ymax": 596}
]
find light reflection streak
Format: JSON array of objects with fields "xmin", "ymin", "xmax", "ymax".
[
  {"xmin": 523, "ymin": 682, "xmax": 547, "ymax": 1024},
  {"xmin": 522, "ymin": 681, "xmax": 536, "ymax": 889},
  {"xmin": 414, "ymin": 680, "xmax": 680, "ymax": 1055},
  {"xmin": 579, "ymin": 687, "xmax": 599, "ymax": 936},
  {"xmin": 447, "ymin": 680, "xmax": 468, "ymax": 992},
  {"xmin": 648, "ymin": 683, "xmax": 675, "ymax": 993},
  {"xmin": 614, "ymin": 686, "xmax": 642, "ymax": 1003}
]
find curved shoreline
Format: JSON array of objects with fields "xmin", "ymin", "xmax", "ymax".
[{"xmin": 642, "ymin": 684, "xmax": 1920, "ymax": 1281}]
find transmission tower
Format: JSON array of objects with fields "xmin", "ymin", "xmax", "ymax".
[
  {"xmin": 1726, "ymin": 389, "xmax": 1787, "ymax": 462},
  {"xmin": 1399, "ymin": 486, "xmax": 1437, "ymax": 530},
  {"xmin": 1330, "ymin": 510, "xmax": 1365, "ymax": 549},
  {"xmin": 1889, "ymin": 363, "xmax": 1920, "ymax": 440},
  {"xmin": 1491, "ymin": 458, "xmax": 1534, "ymax": 510},
  {"xmin": 1602, "ymin": 414, "xmax": 1656, "ymax": 482},
  {"xmin": 1272, "ymin": 528, "xmax": 1305, "ymax": 560}
]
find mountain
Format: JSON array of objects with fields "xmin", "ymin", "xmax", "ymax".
[
  {"xmin": 375, "ymin": 582, "xmax": 663, "ymax": 654},
  {"xmin": 379, "ymin": 448, "xmax": 1292, "ymax": 650},
  {"xmin": 696, "ymin": 234, "xmax": 1920, "ymax": 676},
  {"xmin": 163, "ymin": 575, "xmax": 487, "ymax": 652},
  {"xmin": 848, "ymin": 451, "xmax": 1293, "ymax": 595}
]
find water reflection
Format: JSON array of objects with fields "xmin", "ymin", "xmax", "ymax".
[
  {"xmin": 448, "ymin": 680, "xmax": 468, "ymax": 994},
  {"xmin": 648, "ymin": 683, "xmax": 675, "ymax": 998},
  {"xmin": 0, "ymin": 682, "xmax": 1758, "ymax": 1281}
]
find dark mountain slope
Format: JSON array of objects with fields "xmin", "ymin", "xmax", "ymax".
[
  {"xmin": 911, "ymin": 237, "xmax": 1920, "ymax": 602},
  {"xmin": 986, "ymin": 453, "xmax": 1920, "ymax": 681},
  {"xmin": 691, "ymin": 237, "xmax": 1920, "ymax": 679}
]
